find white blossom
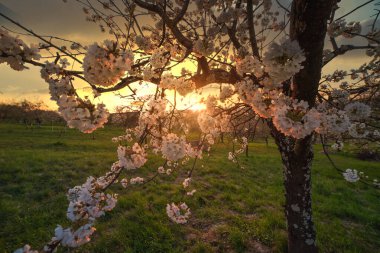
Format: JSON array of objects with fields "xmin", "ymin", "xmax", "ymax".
[
  {"xmin": 161, "ymin": 133, "xmax": 187, "ymax": 161},
  {"xmin": 251, "ymin": 88, "xmax": 284, "ymax": 118},
  {"xmin": 349, "ymin": 123, "xmax": 369, "ymax": 138},
  {"xmin": 166, "ymin": 202, "xmax": 191, "ymax": 224},
  {"xmin": 343, "ymin": 169, "xmax": 360, "ymax": 183},
  {"xmin": 150, "ymin": 47, "xmax": 168, "ymax": 69},
  {"xmin": 0, "ymin": 28, "xmax": 40, "ymax": 71},
  {"xmin": 273, "ymin": 99, "xmax": 321, "ymax": 139},
  {"xmin": 197, "ymin": 112, "xmax": 218, "ymax": 134},
  {"xmin": 66, "ymin": 176, "xmax": 117, "ymax": 222},
  {"xmin": 13, "ymin": 245, "xmax": 38, "ymax": 253},
  {"xmin": 187, "ymin": 189, "xmax": 197, "ymax": 196},
  {"xmin": 54, "ymin": 224, "xmax": 96, "ymax": 247},
  {"xmin": 157, "ymin": 166, "xmax": 165, "ymax": 174},
  {"xmin": 331, "ymin": 141, "xmax": 344, "ymax": 151},
  {"xmin": 120, "ymin": 178, "xmax": 128, "ymax": 188},
  {"xmin": 193, "ymin": 39, "xmax": 214, "ymax": 57},
  {"xmin": 235, "ymin": 78, "xmax": 256, "ymax": 104},
  {"xmin": 83, "ymin": 40, "xmax": 134, "ymax": 87},
  {"xmin": 130, "ymin": 177, "xmax": 144, "ymax": 184},
  {"xmin": 220, "ymin": 86, "xmax": 235, "ymax": 101},
  {"xmin": 182, "ymin": 177, "xmax": 191, "ymax": 188},
  {"xmin": 263, "ymin": 38, "xmax": 305, "ymax": 83},
  {"xmin": 135, "ymin": 35, "xmax": 153, "ymax": 52},
  {"xmin": 344, "ymin": 102, "xmax": 371, "ymax": 121},
  {"xmin": 236, "ymin": 55, "xmax": 264, "ymax": 77},
  {"xmin": 316, "ymin": 108, "xmax": 351, "ymax": 135},
  {"xmin": 117, "ymin": 143, "xmax": 147, "ymax": 170},
  {"xmin": 328, "ymin": 19, "xmax": 361, "ymax": 38},
  {"xmin": 159, "ymin": 73, "xmax": 195, "ymax": 96}
]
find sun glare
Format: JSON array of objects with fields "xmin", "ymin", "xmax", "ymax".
[{"xmin": 189, "ymin": 103, "xmax": 206, "ymax": 111}]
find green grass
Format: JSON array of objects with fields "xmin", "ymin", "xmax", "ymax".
[{"xmin": 0, "ymin": 123, "xmax": 379, "ymax": 253}]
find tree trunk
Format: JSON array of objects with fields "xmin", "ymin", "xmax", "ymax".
[
  {"xmin": 273, "ymin": 130, "xmax": 317, "ymax": 252},
  {"xmin": 271, "ymin": 1, "xmax": 334, "ymax": 251},
  {"xmin": 289, "ymin": 0, "xmax": 334, "ymax": 106}
]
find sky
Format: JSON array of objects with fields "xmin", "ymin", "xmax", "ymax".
[{"xmin": 0, "ymin": 0, "xmax": 378, "ymax": 111}]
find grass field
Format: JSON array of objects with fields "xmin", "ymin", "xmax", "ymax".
[{"xmin": 0, "ymin": 123, "xmax": 379, "ymax": 253}]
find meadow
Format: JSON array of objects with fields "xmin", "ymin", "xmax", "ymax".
[{"xmin": 0, "ymin": 123, "xmax": 379, "ymax": 253}]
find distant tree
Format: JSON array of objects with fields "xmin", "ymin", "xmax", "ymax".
[
  {"xmin": 0, "ymin": 100, "xmax": 61, "ymax": 125},
  {"xmin": 111, "ymin": 105, "xmax": 140, "ymax": 127}
]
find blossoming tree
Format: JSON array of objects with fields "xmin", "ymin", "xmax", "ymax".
[{"xmin": 1, "ymin": 0, "xmax": 379, "ymax": 252}]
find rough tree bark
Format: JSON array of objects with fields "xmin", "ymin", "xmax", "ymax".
[
  {"xmin": 271, "ymin": 131, "xmax": 317, "ymax": 252},
  {"xmin": 270, "ymin": 0, "xmax": 334, "ymax": 252}
]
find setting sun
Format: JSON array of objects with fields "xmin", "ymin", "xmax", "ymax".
[{"xmin": 188, "ymin": 103, "xmax": 206, "ymax": 111}]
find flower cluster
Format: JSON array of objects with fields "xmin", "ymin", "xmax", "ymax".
[
  {"xmin": 193, "ymin": 39, "xmax": 214, "ymax": 57},
  {"xmin": 169, "ymin": 44, "xmax": 186, "ymax": 60},
  {"xmin": 67, "ymin": 176, "xmax": 117, "ymax": 222},
  {"xmin": 41, "ymin": 62, "xmax": 109, "ymax": 133},
  {"xmin": 112, "ymin": 133, "xmax": 133, "ymax": 143},
  {"xmin": 331, "ymin": 141, "xmax": 344, "ymax": 151},
  {"xmin": 161, "ymin": 133, "xmax": 187, "ymax": 161},
  {"xmin": 120, "ymin": 178, "xmax": 128, "ymax": 188},
  {"xmin": 217, "ymin": 113, "xmax": 233, "ymax": 133},
  {"xmin": 263, "ymin": 38, "xmax": 305, "ymax": 84},
  {"xmin": 135, "ymin": 35, "xmax": 153, "ymax": 52},
  {"xmin": 14, "ymin": 245, "xmax": 38, "ymax": 253},
  {"xmin": 327, "ymin": 19, "xmax": 361, "ymax": 38},
  {"xmin": 142, "ymin": 66, "xmax": 159, "ymax": 81},
  {"xmin": 273, "ymin": 99, "xmax": 321, "ymax": 139},
  {"xmin": 159, "ymin": 73, "xmax": 196, "ymax": 96},
  {"xmin": 250, "ymin": 88, "xmax": 279, "ymax": 118},
  {"xmin": 117, "ymin": 143, "xmax": 147, "ymax": 170},
  {"xmin": 149, "ymin": 47, "xmax": 169, "ymax": 69},
  {"xmin": 235, "ymin": 78, "xmax": 256, "ymax": 104},
  {"xmin": 324, "ymin": 70, "xmax": 347, "ymax": 82},
  {"xmin": 182, "ymin": 177, "xmax": 191, "ymax": 188},
  {"xmin": 0, "ymin": 28, "xmax": 40, "ymax": 71},
  {"xmin": 316, "ymin": 109, "xmax": 351, "ymax": 135},
  {"xmin": 235, "ymin": 79, "xmax": 287, "ymax": 119},
  {"xmin": 343, "ymin": 168, "xmax": 360, "ymax": 183},
  {"xmin": 83, "ymin": 40, "xmax": 134, "ymax": 87},
  {"xmin": 348, "ymin": 123, "xmax": 369, "ymax": 138},
  {"xmin": 136, "ymin": 97, "xmax": 168, "ymax": 137},
  {"xmin": 205, "ymin": 95, "xmax": 218, "ymax": 114},
  {"xmin": 228, "ymin": 137, "xmax": 248, "ymax": 164},
  {"xmin": 344, "ymin": 102, "xmax": 371, "ymax": 121},
  {"xmin": 15, "ymin": 163, "xmax": 122, "ymax": 252},
  {"xmin": 329, "ymin": 89, "xmax": 349, "ymax": 105},
  {"xmin": 182, "ymin": 177, "xmax": 196, "ymax": 196},
  {"xmin": 53, "ymin": 224, "xmax": 96, "ymax": 248},
  {"xmin": 45, "ymin": 174, "xmax": 119, "ymax": 248},
  {"xmin": 166, "ymin": 202, "xmax": 191, "ymax": 224},
  {"xmin": 176, "ymin": 78, "xmax": 196, "ymax": 96},
  {"xmin": 59, "ymin": 98, "xmax": 109, "ymax": 133},
  {"xmin": 130, "ymin": 177, "xmax": 145, "ymax": 184},
  {"xmin": 197, "ymin": 112, "xmax": 218, "ymax": 134},
  {"xmin": 236, "ymin": 55, "xmax": 264, "ymax": 77},
  {"xmin": 220, "ymin": 86, "xmax": 235, "ymax": 101}
]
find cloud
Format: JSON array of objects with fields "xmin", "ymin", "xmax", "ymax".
[{"xmin": 1, "ymin": 0, "xmax": 106, "ymax": 45}]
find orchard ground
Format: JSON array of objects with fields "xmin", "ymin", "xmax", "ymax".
[{"xmin": 0, "ymin": 123, "xmax": 379, "ymax": 253}]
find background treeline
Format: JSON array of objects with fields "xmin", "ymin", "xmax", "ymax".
[{"xmin": 0, "ymin": 100, "xmax": 63, "ymax": 126}]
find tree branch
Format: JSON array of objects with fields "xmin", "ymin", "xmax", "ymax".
[{"xmin": 247, "ymin": 0, "xmax": 260, "ymax": 58}]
